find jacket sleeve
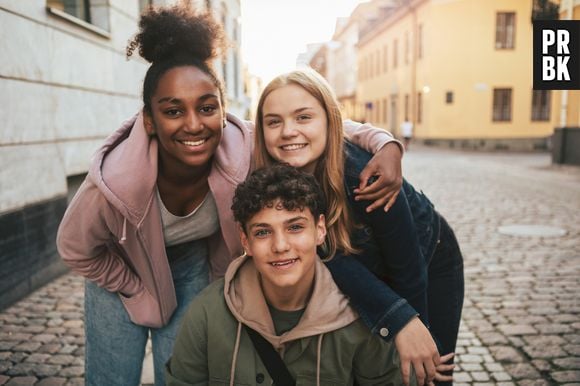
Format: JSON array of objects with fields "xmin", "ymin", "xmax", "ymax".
[
  {"xmin": 56, "ymin": 179, "xmax": 142, "ymax": 296},
  {"xmin": 165, "ymin": 296, "xmax": 209, "ymax": 385},
  {"xmin": 350, "ymin": 184, "xmax": 429, "ymax": 327},
  {"xmin": 353, "ymin": 331, "xmax": 418, "ymax": 386},
  {"xmin": 325, "ymin": 255, "xmax": 418, "ymax": 341},
  {"xmin": 343, "ymin": 120, "xmax": 404, "ymax": 154}
]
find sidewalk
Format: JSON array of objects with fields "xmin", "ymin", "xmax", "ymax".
[{"xmin": 1, "ymin": 146, "xmax": 579, "ymax": 385}]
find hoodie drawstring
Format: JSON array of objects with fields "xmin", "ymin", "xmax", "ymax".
[
  {"xmin": 120, "ymin": 217, "xmax": 127, "ymax": 244},
  {"xmin": 316, "ymin": 333, "xmax": 324, "ymax": 386},
  {"xmin": 229, "ymin": 321, "xmax": 242, "ymax": 386}
]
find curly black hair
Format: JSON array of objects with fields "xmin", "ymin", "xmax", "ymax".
[
  {"xmin": 232, "ymin": 165, "xmax": 327, "ymax": 232},
  {"xmin": 126, "ymin": 4, "xmax": 227, "ymax": 113}
]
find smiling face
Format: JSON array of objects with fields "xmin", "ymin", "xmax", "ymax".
[
  {"xmin": 144, "ymin": 66, "xmax": 224, "ymax": 174},
  {"xmin": 261, "ymin": 84, "xmax": 328, "ymax": 174},
  {"xmin": 240, "ymin": 201, "xmax": 326, "ymax": 310}
]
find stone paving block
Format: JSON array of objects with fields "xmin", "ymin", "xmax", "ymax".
[
  {"xmin": 33, "ymin": 364, "xmax": 61, "ymax": 377},
  {"xmin": 564, "ymin": 344, "xmax": 580, "ymax": 356},
  {"xmin": 530, "ymin": 359, "xmax": 551, "ymax": 371},
  {"xmin": 11, "ymin": 343, "xmax": 41, "ymax": 353},
  {"xmin": 523, "ymin": 334, "xmax": 567, "ymax": 345},
  {"xmin": 35, "ymin": 377, "xmax": 67, "ymax": 386},
  {"xmin": 516, "ymin": 380, "xmax": 552, "ymax": 386},
  {"xmin": 551, "ymin": 370, "xmax": 580, "ymax": 383},
  {"xmin": 47, "ymin": 355, "xmax": 74, "ymax": 366},
  {"xmin": 454, "ymin": 372, "xmax": 472, "ymax": 382},
  {"xmin": 461, "ymin": 363, "xmax": 483, "ymax": 371},
  {"xmin": 522, "ymin": 344, "xmax": 567, "ymax": 359},
  {"xmin": 497, "ymin": 324, "xmax": 538, "ymax": 336},
  {"xmin": 554, "ymin": 357, "xmax": 580, "ymax": 369},
  {"xmin": 533, "ymin": 323, "xmax": 573, "ymax": 334},
  {"xmin": 64, "ymin": 378, "xmax": 83, "ymax": 386},
  {"xmin": 471, "ymin": 371, "xmax": 491, "ymax": 381},
  {"xmin": 24, "ymin": 353, "xmax": 50, "ymax": 364},
  {"xmin": 492, "ymin": 371, "xmax": 512, "ymax": 381},
  {"xmin": 504, "ymin": 363, "xmax": 541, "ymax": 379},
  {"xmin": 489, "ymin": 346, "xmax": 525, "ymax": 363},
  {"xmin": 58, "ymin": 366, "xmax": 83, "ymax": 377},
  {"xmin": 31, "ymin": 335, "xmax": 56, "ymax": 344},
  {"xmin": 5, "ymin": 377, "xmax": 37, "ymax": 386}
]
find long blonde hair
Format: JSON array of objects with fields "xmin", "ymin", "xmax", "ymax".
[{"xmin": 254, "ymin": 69, "xmax": 359, "ymax": 258}]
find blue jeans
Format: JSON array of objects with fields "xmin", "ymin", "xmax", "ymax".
[{"xmin": 84, "ymin": 239, "xmax": 209, "ymax": 386}]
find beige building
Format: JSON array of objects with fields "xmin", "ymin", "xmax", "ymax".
[{"xmin": 356, "ymin": 0, "xmax": 563, "ymax": 150}]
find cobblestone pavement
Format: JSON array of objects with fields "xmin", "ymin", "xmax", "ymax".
[{"xmin": 1, "ymin": 147, "xmax": 579, "ymax": 386}]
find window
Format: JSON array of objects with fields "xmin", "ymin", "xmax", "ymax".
[
  {"xmin": 496, "ymin": 12, "xmax": 516, "ymax": 49},
  {"xmin": 393, "ymin": 39, "xmax": 398, "ymax": 68},
  {"xmin": 376, "ymin": 99, "xmax": 381, "ymax": 123},
  {"xmin": 405, "ymin": 31, "xmax": 410, "ymax": 65},
  {"xmin": 446, "ymin": 91, "xmax": 453, "ymax": 104},
  {"xmin": 383, "ymin": 98, "xmax": 388, "ymax": 123},
  {"xmin": 531, "ymin": 90, "xmax": 551, "ymax": 121},
  {"xmin": 47, "ymin": 0, "xmax": 110, "ymax": 32},
  {"xmin": 383, "ymin": 45, "xmax": 388, "ymax": 73},
  {"xmin": 417, "ymin": 92, "xmax": 422, "ymax": 124},
  {"xmin": 376, "ymin": 49, "xmax": 381, "ymax": 76},
  {"xmin": 493, "ymin": 88, "xmax": 512, "ymax": 122},
  {"xmin": 418, "ymin": 24, "xmax": 423, "ymax": 59},
  {"xmin": 404, "ymin": 94, "xmax": 409, "ymax": 121}
]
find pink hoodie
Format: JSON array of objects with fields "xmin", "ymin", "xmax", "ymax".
[{"xmin": 57, "ymin": 112, "xmax": 396, "ymax": 328}]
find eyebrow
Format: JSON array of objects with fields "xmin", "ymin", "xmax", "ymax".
[
  {"xmin": 156, "ymin": 93, "xmax": 219, "ymax": 104},
  {"xmin": 263, "ymin": 107, "xmax": 314, "ymax": 119},
  {"xmin": 248, "ymin": 215, "xmax": 308, "ymax": 230}
]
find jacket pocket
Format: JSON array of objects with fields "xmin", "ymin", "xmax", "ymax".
[{"xmin": 119, "ymin": 286, "xmax": 164, "ymax": 328}]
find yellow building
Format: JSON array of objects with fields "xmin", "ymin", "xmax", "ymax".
[{"xmin": 356, "ymin": 0, "xmax": 564, "ymax": 150}]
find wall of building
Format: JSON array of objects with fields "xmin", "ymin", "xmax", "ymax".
[{"xmin": 356, "ymin": 0, "xmax": 559, "ymax": 147}]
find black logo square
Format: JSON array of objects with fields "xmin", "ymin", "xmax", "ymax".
[{"xmin": 533, "ymin": 20, "xmax": 580, "ymax": 90}]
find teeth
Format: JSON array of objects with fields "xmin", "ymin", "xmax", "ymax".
[
  {"xmin": 281, "ymin": 144, "xmax": 306, "ymax": 151},
  {"xmin": 271, "ymin": 258, "xmax": 298, "ymax": 267},
  {"xmin": 181, "ymin": 139, "xmax": 206, "ymax": 146}
]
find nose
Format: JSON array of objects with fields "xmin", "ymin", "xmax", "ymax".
[
  {"xmin": 271, "ymin": 232, "xmax": 290, "ymax": 254},
  {"xmin": 184, "ymin": 110, "xmax": 202, "ymax": 133},
  {"xmin": 280, "ymin": 121, "xmax": 298, "ymax": 139}
]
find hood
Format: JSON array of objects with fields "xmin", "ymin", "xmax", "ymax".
[
  {"xmin": 223, "ymin": 254, "xmax": 358, "ymax": 349},
  {"xmin": 87, "ymin": 111, "xmax": 251, "ymax": 230}
]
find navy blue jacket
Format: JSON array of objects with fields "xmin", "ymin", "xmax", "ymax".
[{"xmin": 325, "ymin": 141, "xmax": 440, "ymax": 340}]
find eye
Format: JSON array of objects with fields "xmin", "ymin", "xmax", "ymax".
[
  {"xmin": 254, "ymin": 229, "xmax": 270, "ymax": 238},
  {"xmin": 288, "ymin": 224, "xmax": 304, "ymax": 232},
  {"xmin": 265, "ymin": 118, "xmax": 281, "ymax": 128},
  {"xmin": 297, "ymin": 114, "xmax": 311, "ymax": 121},
  {"xmin": 164, "ymin": 108, "xmax": 182, "ymax": 117},
  {"xmin": 199, "ymin": 105, "xmax": 218, "ymax": 115}
]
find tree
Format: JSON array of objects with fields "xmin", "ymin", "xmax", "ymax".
[{"xmin": 532, "ymin": 0, "xmax": 560, "ymax": 21}]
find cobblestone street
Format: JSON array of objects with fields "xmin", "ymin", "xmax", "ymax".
[{"xmin": 0, "ymin": 146, "xmax": 579, "ymax": 386}]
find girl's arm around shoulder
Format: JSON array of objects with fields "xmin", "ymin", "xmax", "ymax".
[{"xmin": 56, "ymin": 179, "xmax": 141, "ymax": 296}]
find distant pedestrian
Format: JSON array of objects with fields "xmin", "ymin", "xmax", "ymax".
[
  {"xmin": 56, "ymin": 4, "xmax": 406, "ymax": 386},
  {"xmin": 401, "ymin": 119, "xmax": 414, "ymax": 150}
]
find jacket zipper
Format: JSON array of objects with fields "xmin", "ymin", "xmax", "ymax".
[{"xmin": 137, "ymin": 230, "xmax": 166, "ymax": 325}]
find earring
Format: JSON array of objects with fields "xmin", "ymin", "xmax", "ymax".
[{"xmin": 222, "ymin": 119, "xmax": 227, "ymax": 128}]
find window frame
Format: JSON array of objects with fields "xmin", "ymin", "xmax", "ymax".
[{"xmin": 492, "ymin": 88, "xmax": 513, "ymax": 122}]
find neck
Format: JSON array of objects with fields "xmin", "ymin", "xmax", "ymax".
[
  {"xmin": 158, "ymin": 153, "xmax": 211, "ymax": 186},
  {"xmin": 260, "ymin": 272, "xmax": 315, "ymax": 312}
]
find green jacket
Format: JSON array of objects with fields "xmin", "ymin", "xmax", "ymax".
[{"xmin": 166, "ymin": 255, "xmax": 413, "ymax": 386}]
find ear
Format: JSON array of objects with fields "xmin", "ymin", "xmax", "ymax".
[
  {"xmin": 143, "ymin": 111, "xmax": 156, "ymax": 136},
  {"xmin": 238, "ymin": 224, "xmax": 252, "ymax": 257},
  {"xmin": 315, "ymin": 214, "xmax": 327, "ymax": 246}
]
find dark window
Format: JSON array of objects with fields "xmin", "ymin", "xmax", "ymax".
[
  {"xmin": 383, "ymin": 45, "xmax": 388, "ymax": 72},
  {"xmin": 493, "ymin": 88, "xmax": 512, "ymax": 122},
  {"xmin": 531, "ymin": 90, "xmax": 551, "ymax": 121},
  {"xmin": 47, "ymin": 0, "xmax": 110, "ymax": 31},
  {"xmin": 446, "ymin": 91, "xmax": 453, "ymax": 104},
  {"xmin": 393, "ymin": 39, "xmax": 398, "ymax": 69},
  {"xmin": 383, "ymin": 98, "xmax": 388, "ymax": 122},
  {"xmin": 495, "ymin": 12, "xmax": 516, "ymax": 49},
  {"xmin": 404, "ymin": 94, "xmax": 409, "ymax": 121}
]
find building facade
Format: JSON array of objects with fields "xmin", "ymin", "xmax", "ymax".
[
  {"xmin": 0, "ymin": 0, "xmax": 246, "ymax": 309},
  {"xmin": 355, "ymin": 0, "xmax": 560, "ymax": 150}
]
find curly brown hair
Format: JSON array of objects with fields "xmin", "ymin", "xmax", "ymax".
[
  {"xmin": 231, "ymin": 165, "xmax": 327, "ymax": 234},
  {"xmin": 126, "ymin": 4, "xmax": 227, "ymax": 113}
]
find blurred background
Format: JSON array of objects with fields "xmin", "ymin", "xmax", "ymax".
[{"xmin": 0, "ymin": 1, "xmax": 579, "ymax": 385}]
